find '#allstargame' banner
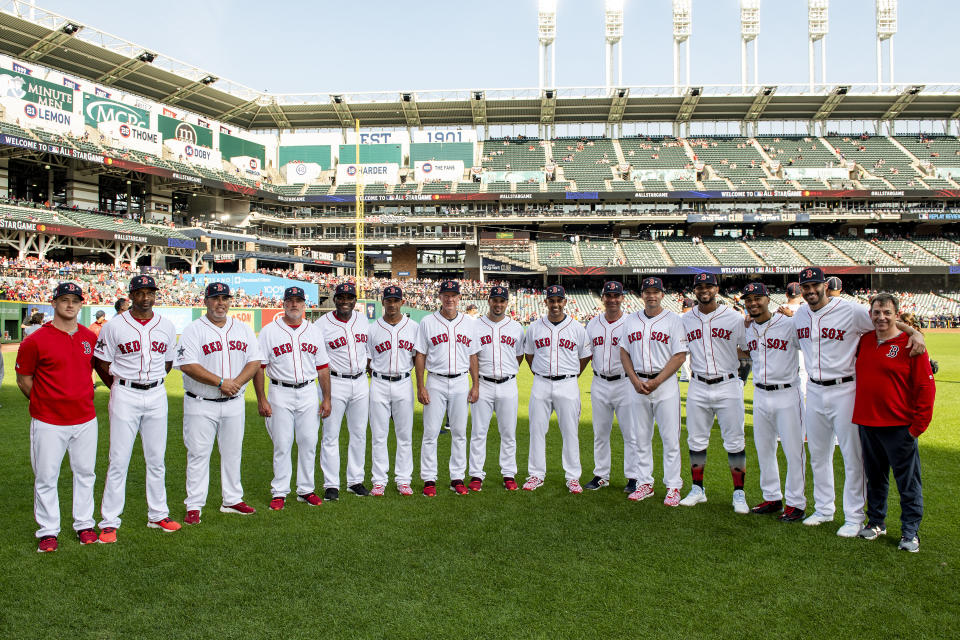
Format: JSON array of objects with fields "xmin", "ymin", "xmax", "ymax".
[
  {"xmin": 165, "ymin": 138, "xmax": 222, "ymax": 169},
  {"xmin": 98, "ymin": 121, "xmax": 162, "ymax": 155},
  {"xmin": 0, "ymin": 97, "xmax": 79, "ymax": 135},
  {"xmin": 335, "ymin": 163, "xmax": 399, "ymax": 185},
  {"xmin": 414, "ymin": 160, "xmax": 463, "ymax": 182}
]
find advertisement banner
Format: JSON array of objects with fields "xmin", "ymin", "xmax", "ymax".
[
  {"xmin": 230, "ymin": 155, "xmax": 261, "ymax": 177},
  {"xmin": 345, "ymin": 130, "xmax": 410, "ymax": 145},
  {"xmin": 181, "ymin": 273, "xmax": 320, "ymax": 304},
  {"xmin": 782, "ymin": 167, "xmax": 849, "ymax": 180},
  {"xmin": 83, "ymin": 93, "xmax": 149, "ymax": 128},
  {"xmin": 0, "ymin": 68, "xmax": 73, "ymax": 110},
  {"xmin": 227, "ymin": 308, "xmax": 257, "ymax": 331},
  {"xmin": 1, "ymin": 97, "xmax": 78, "ymax": 135},
  {"xmin": 283, "ymin": 162, "xmax": 323, "ymax": 184},
  {"xmin": 335, "ymin": 163, "xmax": 400, "ymax": 184},
  {"xmin": 98, "ymin": 120, "xmax": 162, "ymax": 155},
  {"xmin": 414, "ymin": 160, "xmax": 463, "ymax": 182},
  {"xmin": 480, "ymin": 170, "xmax": 545, "ymax": 184},
  {"xmin": 631, "ymin": 168, "xmax": 697, "ymax": 182},
  {"xmin": 157, "ymin": 114, "xmax": 214, "ymax": 147},
  {"xmin": 165, "ymin": 138, "xmax": 222, "ymax": 169},
  {"xmin": 412, "ymin": 130, "xmax": 477, "ymax": 143}
]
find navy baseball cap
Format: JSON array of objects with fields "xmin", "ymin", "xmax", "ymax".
[
  {"xmin": 53, "ymin": 282, "xmax": 83, "ymax": 300},
  {"xmin": 545, "ymin": 284, "xmax": 566, "ymax": 299},
  {"xmin": 827, "ymin": 276, "xmax": 843, "ymax": 291},
  {"xmin": 129, "ymin": 275, "xmax": 157, "ymax": 292},
  {"xmin": 799, "ymin": 267, "xmax": 826, "ymax": 284},
  {"xmin": 488, "ymin": 285, "xmax": 509, "ymax": 300},
  {"xmin": 641, "ymin": 277, "xmax": 664, "ymax": 292},
  {"xmin": 742, "ymin": 282, "xmax": 769, "ymax": 297},
  {"xmin": 204, "ymin": 282, "xmax": 232, "ymax": 298},
  {"xmin": 335, "ymin": 282, "xmax": 357, "ymax": 298},
  {"xmin": 382, "ymin": 285, "xmax": 403, "ymax": 300},
  {"xmin": 786, "ymin": 282, "xmax": 802, "ymax": 297},
  {"xmin": 284, "ymin": 286, "xmax": 306, "ymax": 300},
  {"xmin": 439, "ymin": 280, "xmax": 460, "ymax": 295},
  {"xmin": 602, "ymin": 281, "xmax": 624, "ymax": 295},
  {"xmin": 693, "ymin": 272, "xmax": 719, "ymax": 287}
]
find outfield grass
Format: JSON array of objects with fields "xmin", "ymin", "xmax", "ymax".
[{"xmin": 1, "ymin": 335, "xmax": 958, "ymax": 638}]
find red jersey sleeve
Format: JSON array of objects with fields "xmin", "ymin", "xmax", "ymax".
[
  {"xmin": 909, "ymin": 351, "xmax": 936, "ymax": 437},
  {"xmin": 14, "ymin": 336, "xmax": 38, "ymax": 376}
]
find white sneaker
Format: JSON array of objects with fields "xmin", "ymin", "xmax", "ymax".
[
  {"xmin": 679, "ymin": 485, "xmax": 707, "ymax": 507},
  {"xmin": 566, "ymin": 479, "xmax": 584, "ymax": 494},
  {"xmin": 802, "ymin": 511, "xmax": 835, "ymax": 526},
  {"xmin": 522, "ymin": 476, "xmax": 544, "ymax": 491},
  {"xmin": 732, "ymin": 489, "xmax": 749, "ymax": 514},
  {"xmin": 663, "ymin": 488, "xmax": 681, "ymax": 507},
  {"xmin": 627, "ymin": 483, "xmax": 654, "ymax": 502},
  {"xmin": 836, "ymin": 521, "xmax": 862, "ymax": 538},
  {"xmin": 396, "ymin": 483, "xmax": 413, "ymax": 496}
]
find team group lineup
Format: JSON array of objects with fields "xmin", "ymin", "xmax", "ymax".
[{"xmin": 14, "ymin": 267, "xmax": 936, "ymax": 554}]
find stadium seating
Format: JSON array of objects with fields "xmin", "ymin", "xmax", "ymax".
[
  {"xmin": 0, "ymin": 204, "xmax": 79, "ymax": 226},
  {"xmin": 829, "ymin": 237, "xmax": 900, "ymax": 265},
  {"xmin": 661, "ymin": 237, "xmax": 717, "ymax": 266},
  {"xmin": 785, "ymin": 238, "xmax": 853, "ymax": 265},
  {"xmin": 912, "ymin": 237, "xmax": 960, "ymax": 264},
  {"xmin": 687, "ymin": 137, "xmax": 767, "ymax": 189},
  {"xmin": 826, "ymin": 135, "xmax": 920, "ymax": 188},
  {"xmin": 578, "ymin": 240, "xmax": 620, "ymax": 267},
  {"xmin": 748, "ymin": 238, "xmax": 806, "ymax": 266},
  {"xmin": 620, "ymin": 239, "xmax": 672, "ymax": 267},
  {"xmin": 553, "ymin": 138, "xmax": 616, "ymax": 190},
  {"xmin": 702, "ymin": 237, "xmax": 763, "ymax": 265},
  {"xmin": 536, "ymin": 240, "xmax": 578, "ymax": 266},
  {"xmin": 759, "ymin": 136, "xmax": 841, "ymax": 168},
  {"xmin": 619, "ymin": 137, "xmax": 690, "ymax": 169},
  {"xmin": 895, "ymin": 136, "xmax": 960, "ymax": 167},
  {"xmin": 481, "ymin": 139, "xmax": 546, "ymax": 171},
  {"xmin": 874, "ymin": 239, "xmax": 947, "ymax": 265}
]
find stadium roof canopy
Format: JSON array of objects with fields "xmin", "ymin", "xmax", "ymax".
[{"xmin": 1, "ymin": 2, "xmax": 959, "ymax": 131}]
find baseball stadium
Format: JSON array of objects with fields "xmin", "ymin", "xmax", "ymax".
[{"xmin": 0, "ymin": 0, "xmax": 957, "ymax": 636}]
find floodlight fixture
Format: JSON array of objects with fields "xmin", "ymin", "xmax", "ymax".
[
  {"xmin": 138, "ymin": 51, "xmax": 156, "ymax": 63},
  {"xmin": 60, "ymin": 23, "xmax": 81, "ymax": 35}
]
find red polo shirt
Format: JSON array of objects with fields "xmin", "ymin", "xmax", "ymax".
[
  {"xmin": 15, "ymin": 322, "xmax": 97, "ymax": 425},
  {"xmin": 853, "ymin": 330, "xmax": 936, "ymax": 437}
]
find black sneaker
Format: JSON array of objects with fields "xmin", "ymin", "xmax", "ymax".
[
  {"xmin": 750, "ymin": 499, "xmax": 783, "ymax": 515},
  {"xmin": 778, "ymin": 506, "xmax": 805, "ymax": 522},
  {"xmin": 584, "ymin": 476, "xmax": 607, "ymax": 491},
  {"xmin": 347, "ymin": 483, "xmax": 370, "ymax": 497},
  {"xmin": 623, "ymin": 478, "xmax": 637, "ymax": 494},
  {"xmin": 323, "ymin": 487, "xmax": 339, "ymax": 502}
]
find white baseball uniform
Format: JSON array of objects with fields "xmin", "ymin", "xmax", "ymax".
[
  {"xmin": 745, "ymin": 312, "xmax": 806, "ymax": 509},
  {"xmin": 619, "ymin": 308, "xmax": 687, "ymax": 489},
  {"xmin": 682, "ymin": 305, "xmax": 748, "ymax": 453},
  {"xmin": 793, "ymin": 298, "xmax": 874, "ymax": 525},
  {"xmin": 258, "ymin": 315, "xmax": 330, "ymax": 498},
  {"xmin": 783, "ymin": 300, "xmax": 808, "ymax": 396},
  {"xmin": 586, "ymin": 313, "xmax": 638, "ymax": 483},
  {"xmin": 96, "ymin": 311, "xmax": 177, "ymax": 529},
  {"xmin": 469, "ymin": 315, "xmax": 525, "ymax": 480},
  {"xmin": 174, "ymin": 316, "xmax": 261, "ymax": 511},
  {"xmin": 525, "ymin": 315, "xmax": 590, "ymax": 482},
  {"xmin": 415, "ymin": 311, "xmax": 480, "ymax": 482},
  {"xmin": 317, "ymin": 310, "xmax": 370, "ymax": 490},
  {"xmin": 367, "ymin": 315, "xmax": 419, "ymax": 486}
]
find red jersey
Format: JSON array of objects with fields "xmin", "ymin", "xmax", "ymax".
[
  {"xmin": 15, "ymin": 322, "xmax": 97, "ymax": 425},
  {"xmin": 853, "ymin": 330, "xmax": 936, "ymax": 437}
]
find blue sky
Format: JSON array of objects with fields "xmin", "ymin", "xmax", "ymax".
[{"xmin": 32, "ymin": 0, "xmax": 958, "ymax": 93}]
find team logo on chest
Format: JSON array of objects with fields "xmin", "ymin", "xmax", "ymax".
[
  {"xmin": 201, "ymin": 339, "xmax": 248, "ymax": 355},
  {"xmin": 820, "ymin": 327, "xmax": 846, "ymax": 341},
  {"xmin": 886, "ymin": 345, "xmax": 899, "ymax": 358},
  {"xmin": 117, "ymin": 340, "xmax": 142, "ymax": 355},
  {"xmin": 430, "ymin": 332, "xmax": 471, "ymax": 347},
  {"xmin": 711, "ymin": 328, "xmax": 732, "ymax": 340}
]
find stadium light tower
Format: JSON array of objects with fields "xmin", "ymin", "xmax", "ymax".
[
  {"xmin": 808, "ymin": 0, "xmax": 829, "ymax": 91},
  {"xmin": 876, "ymin": 0, "xmax": 897, "ymax": 90},
  {"xmin": 604, "ymin": 0, "xmax": 624, "ymax": 89},
  {"xmin": 672, "ymin": 0, "xmax": 692, "ymax": 95},
  {"xmin": 537, "ymin": 0, "xmax": 557, "ymax": 90},
  {"xmin": 740, "ymin": 0, "xmax": 760, "ymax": 92}
]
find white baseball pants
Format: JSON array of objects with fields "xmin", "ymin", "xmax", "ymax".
[
  {"xmin": 685, "ymin": 377, "xmax": 745, "ymax": 453},
  {"xmin": 321, "ymin": 375, "xmax": 369, "ymax": 489},
  {"xmin": 632, "ymin": 376, "xmax": 683, "ymax": 489},
  {"xmin": 805, "ymin": 381, "xmax": 865, "ymax": 524},
  {"xmin": 369, "ymin": 375, "xmax": 415, "ymax": 486},
  {"xmin": 469, "ymin": 377, "xmax": 519, "ymax": 480},
  {"xmin": 100, "ymin": 383, "xmax": 170, "ymax": 529},
  {"xmin": 31, "ymin": 417, "xmax": 97, "ymax": 538},
  {"xmin": 527, "ymin": 375, "xmax": 582, "ymax": 482},
  {"xmin": 183, "ymin": 395, "xmax": 245, "ymax": 510},
  {"xmin": 421, "ymin": 374, "xmax": 469, "ymax": 482},
  {"xmin": 265, "ymin": 382, "xmax": 320, "ymax": 497},
  {"xmin": 590, "ymin": 376, "xmax": 638, "ymax": 481},
  {"xmin": 753, "ymin": 385, "xmax": 806, "ymax": 509}
]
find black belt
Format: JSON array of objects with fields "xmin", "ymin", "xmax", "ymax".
[
  {"xmin": 482, "ymin": 374, "xmax": 515, "ymax": 384},
  {"xmin": 809, "ymin": 376, "xmax": 854, "ymax": 387},
  {"xmin": 430, "ymin": 372, "xmax": 464, "ymax": 378},
  {"xmin": 595, "ymin": 373, "xmax": 623, "ymax": 381},
  {"xmin": 694, "ymin": 373, "xmax": 736, "ymax": 385},
  {"xmin": 755, "ymin": 382, "xmax": 793, "ymax": 391},
  {"xmin": 270, "ymin": 379, "xmax": 315, "ymax": 389},
  {"xmin": 372, "ymin": 371, "xmax": 410, "ymax": 382},
  {"xmin": 331, "ymin": 371, "xmax": 365, "ymax": 380},
  {"xmin": 634, "ymin": 371, "xmax": 661, "ymax": 380},
  {"xmin": 118, "ymin": 378, "xmax": 164, "ymax": 390},
  {"xmin": 537, "ymin": 374, "xmax": 576, "ymax": 381},
  {"xmin": 186, "ymin": 391, "xmax": 239, "ymax": 402}
]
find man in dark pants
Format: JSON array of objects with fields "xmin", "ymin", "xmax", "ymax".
[{"xmin": 852, "ymin": 293, "xmax": 936, "ymax": 553}]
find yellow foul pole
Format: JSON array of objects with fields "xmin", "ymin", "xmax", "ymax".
[{"xmin": 355, "ymin": 120, "xmax": 365, "ymax": 296}]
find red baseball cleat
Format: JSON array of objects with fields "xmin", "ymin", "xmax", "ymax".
[
  {"xmin": 77, "ymin": 529, "xmax": 98, "ymax": 545},
  {"xmin": 37, "ymin": 536, "xmax": 57, "ymax": 553},
  {"xmin": 468, "ymin": 477, "xmax": 483, "ymax": 492},
  {"xmin": 503, "ymin": 477, "xmax": 519, "ymax": 491},
  {"xmin": 220, "ymin": 502, "xmax": 256, "ymax": 515},
  {"xmin": 184, "ymin": 510, "xmax": 201, "ymax": 525},
  {"xmin": 297, "ymin": 493, "xmax": 323, "ymax": 506},
  {"xmin": 269, "ymin": 496, "xmax": 286, "ymax": 510},
  {"xmin": 148, "ymin": 518, "xmax": 181, "ymax": 532},
  {"xmin": 98, "ymin": 527, "xmax": 118, "ymax": 544},
  {"xmin": 450, "ymin": 480, "xmax": 468, "ymax": 495}
]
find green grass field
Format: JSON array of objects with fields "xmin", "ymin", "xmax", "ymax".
[{"xmin": 1, "ymin": 335, "xmax": 958, "ymax": 638}]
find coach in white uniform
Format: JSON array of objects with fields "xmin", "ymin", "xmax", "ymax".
[
  {"xmin": 523, "ymin": 284, "xmax": 591, "ymax": 494},
  {"xmin": 318, "ymin": 282, "xmax": 371, "ymax": 500},
  {"xmin": 175, "ymin": 282, "xmax": 262, "ymax": 524},
  {"xmin": 740, "ymin": 282, "xmax": 806, "ymax": 522},
  {"xmin": 367, "ymin": 285, "xmax": 419, "ymax": 496},
  {"xmin": 583, "ymin": 281, "xmax": 638, "ymax": 494},
  {"xmin": 469, "ymin": 285, "xmax": 525, "ymax": 492},
  {"xmin": 679, "ymin": 272, "xmax": 750, "ymax": 514},
  {"xmin": 253, "ymin": 286, "xmax": 332, "ymax": 510},
  {"xmin": 618, "ymin": 277, "xmax": 688, "ymax": 506},
  {"xmin": 793, "ymin": 267, "xmax": 925, "ymax": 537},
  {"xmin": 94, "ymin": 275, "xmax": 179, "ymax": 543},
  {"xmin": 415, "ymin": 280, "xmax": 480, "ymax": 497}
]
